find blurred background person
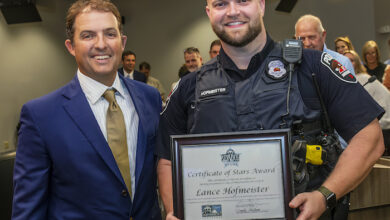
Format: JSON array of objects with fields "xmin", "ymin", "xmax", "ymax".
[
  {"xmin": 334, "ymin": 36, "xmax": 355, "ymax": 55},
  {"xmin": 139, "ymin": 61, "xmax": 166, "ymax": 103},
  {"xmin": 209, "ymin": 39, "xmax": 221, "ymax": 59},
  {"xmin": 385, "ymin": 38, "xmax": 390, "ymax": 65},
  {"xmin": 184, "ymin": 47, "xmax": 203, "ymax": 72},
  {"xmin": 170, "ymin": 47, "xmax": 202, "ymax": 91},
  {"xmin": 118, "ymin": 50, "xmax": 147, "ymax": 83},
  {"xmin": 170, "ymin": 64, "xmax": 189, "ymax": 92},
  {"xmin": 344, "ymin": 49, "xmax": 390, "ymax": 155},
  {"xmin": 295, "ymin": 14, "xmax": 355, "ymax": 76},
  {"xmin": 362, "ymin": 40, "xmax": 390, "ymax": 83}
]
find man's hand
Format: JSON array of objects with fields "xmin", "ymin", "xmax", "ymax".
[
  {"xmin": 289, "ymin": 191, "xmax": 326, "ymax": 220},
  {"xmin": 166, "ymin": 211, "xmax": 180, "ymax": 220}
]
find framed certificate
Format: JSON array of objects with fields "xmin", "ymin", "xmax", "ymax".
[{"xmin": 171, "ymin": 129, "xmax": 294, "ymax": 220}]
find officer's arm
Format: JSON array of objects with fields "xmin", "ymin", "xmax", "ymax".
[
  {"xmin": 290, "ymin": 118, "xmax": 384, "ymax": 220},
  {"xmin": 323, "ymin": 118, "xmax": 384, "ymax": 197},
  {"xmin": 157, "ymin": 158, "xmax": 180, "ymax": 220}
]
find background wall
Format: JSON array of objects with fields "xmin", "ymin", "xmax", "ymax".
[
  {"xmin": 373, "ymin": 0, "xmax": 390, "ymax": 62},
  {"xmin": 0, "ymin": 0, "xmax": 389, "ymax": 152}
]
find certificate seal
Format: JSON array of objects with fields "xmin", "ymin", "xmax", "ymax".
[{"xmin": 202, "ymin": 204, "xmax": 222, "ymax": 217}]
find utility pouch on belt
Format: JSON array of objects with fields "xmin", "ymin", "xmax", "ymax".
[{"xmin": 292, "ymin": 139, "xmax": 309, "ymax": 194}]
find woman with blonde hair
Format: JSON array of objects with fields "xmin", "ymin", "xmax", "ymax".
[
  {"xmin": 334, "ymin": 36, "xmax": 355, "ymax": 54},
  {"xmin": 362, "ymin": 40, "xmax": 390, "ymax": 83},
  {"xmin": 344, "ymin": 50, "xmax": 390, "ymax": 154}
]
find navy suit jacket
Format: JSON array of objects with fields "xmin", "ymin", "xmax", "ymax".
[
  {"xmin": 12, "ymin": 74, "xmax": 162, "ymax": 220},
  {"xmin": 118, "ymin": 68, "xmax": 147, "ymax": 83}
]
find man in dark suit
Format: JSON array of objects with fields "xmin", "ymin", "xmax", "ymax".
[
  {"xmin": 118, "ymin": 50, "xmax": 147, "ymax": 83},
  {"xmin": 12, "ymin": 0, "xmax": 161, "ymax": 219}
]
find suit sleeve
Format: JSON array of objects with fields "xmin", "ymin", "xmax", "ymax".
[{"xmin": 12, "ymin": 104, "xmax": 50, "ymax": 220}]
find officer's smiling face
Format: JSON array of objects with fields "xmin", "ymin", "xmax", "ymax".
[{"xmin": 206, "ymin": 0, "xmax": 265, "ymax": 47}]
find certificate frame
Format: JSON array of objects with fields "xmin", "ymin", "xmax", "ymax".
[{"xmin": 171, "ymin": 129, "xmax": 294, "ymax": 220}]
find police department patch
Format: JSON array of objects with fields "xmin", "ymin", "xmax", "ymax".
[
  {"xmin": 267, "ymin": 60, "xmax": 287, "ymax": 80},
  {"xmin": 161, "ymin": 79, "xmax": 180, "ymax": 115},
  {"xmin": 321, "ymin": 53, "xmax": 357, "ymax": 83}
]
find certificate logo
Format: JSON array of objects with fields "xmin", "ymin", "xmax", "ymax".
[
  {"xmin": 221, "ymin": 148, "xmax": 240, "ymax": 167},
  {"xmin": 202, "ymin": 205, "xmax": 222, "ymax": 217}
]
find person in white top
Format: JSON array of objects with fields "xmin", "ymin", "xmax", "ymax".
[{"xmin": 344, "ymin": 49, "xmax": 390, "ymax": 155}]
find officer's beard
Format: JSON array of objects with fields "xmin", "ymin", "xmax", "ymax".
[{"xmin": 212, "ymin": 18, "xmax": 263, "ymax": 47}]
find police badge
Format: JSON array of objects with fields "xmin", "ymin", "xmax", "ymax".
[{"xmin": 267, "ymin": 60, "xmax": 287, "ymax": 80}]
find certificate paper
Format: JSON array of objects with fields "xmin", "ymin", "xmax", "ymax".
[
  {"xmin": 181, "ymin": 140, "xmax": 285, "ymax": 219},
  {"xmin": 173, "ymin": 131, "xmax": 291, "ymax": 220}
]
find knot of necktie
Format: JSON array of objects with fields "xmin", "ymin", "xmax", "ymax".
[{"xmin": 103, "ymin": 89, "xmax": 119, "ymax": 110}]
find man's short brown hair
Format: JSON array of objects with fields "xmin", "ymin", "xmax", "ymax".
[{"xmin": 66, "ymin": 0, "xmax": 122, "ymax": 42}]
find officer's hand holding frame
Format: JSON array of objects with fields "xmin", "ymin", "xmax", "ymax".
[{"xmin": 171, "ymin": 130, "xmax": 294, "ymax": 220}]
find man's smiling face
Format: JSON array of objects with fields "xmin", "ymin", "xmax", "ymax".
[
  {"xmin": 206, "ymin": 0, "xmax": 265, "ymax": 47},
  {"xmin": 65, "ymin": 9, "xmax": 126, "ymax": 85}
]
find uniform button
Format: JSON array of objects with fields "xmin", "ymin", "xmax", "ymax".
[{"xmin": 121, "ymin": 189, "xmax": 128, "ymax": 197}]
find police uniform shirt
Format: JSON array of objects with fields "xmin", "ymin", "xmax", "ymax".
[{"xmin": 155, "ymin": 35, "xmax": 384, "ymax": 161}]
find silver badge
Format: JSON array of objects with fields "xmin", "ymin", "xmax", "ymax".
[{"xmin": 267, "ymin": 60, "xmax": 287, "ymax": 79}]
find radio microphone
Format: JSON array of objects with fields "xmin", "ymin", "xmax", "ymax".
[{"xmin": 363, "ymin": 75, "xmax": 377, "ymax": 87}]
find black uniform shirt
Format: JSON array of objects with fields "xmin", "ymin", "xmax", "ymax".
[
  {"xmin": 220, "ymin": 33, "xmax": 275, "ymax": 81},
  {"xmin": 156, "ymin": 36, "xmax": 384, "ymax": 160}
]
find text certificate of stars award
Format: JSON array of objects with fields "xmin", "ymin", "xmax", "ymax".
[{"xmin": 171, "ymin": 129, "xmax": 294, "ymax": 220}]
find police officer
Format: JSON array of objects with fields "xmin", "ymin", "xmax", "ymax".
[{"xmin": 156, "ymin": 1, "xmax": 385, "ymax": 220}]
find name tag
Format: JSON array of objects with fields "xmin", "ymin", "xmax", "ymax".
[{"xmin": 200, "ymin": 87, "xmax": 228, "ymax": 98}]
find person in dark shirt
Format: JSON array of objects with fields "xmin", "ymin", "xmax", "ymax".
[
  {"xmin": 118, "ymin": 50, "xmax": 147, "ymax": 83},
  {"xmin": 362, "ymin": 40, "xmax": 390, "ymax": 83},
  {"xmin": 209, "ymin": 39, "xmax": 221, "ymax": 59},
  {"xmin": 156, "ymin": 1, "xmax": 384, "ymax": 220}
]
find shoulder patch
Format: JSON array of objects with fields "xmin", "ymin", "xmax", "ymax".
[
  {"xmin": 320, "ymin": 52, "xmax": 357, "ymax": 83},
  {"xmin": 267, "ymin": 60, "xmax": 287, "ymax": 80},
  {"xmin": 161, "ymin": 79, "xmax": 180, "ymax": 115}
]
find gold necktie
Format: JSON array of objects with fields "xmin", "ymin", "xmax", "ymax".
[{"xmin": 103, "ymin": 89, "xmax": 132, "ymax": 197}]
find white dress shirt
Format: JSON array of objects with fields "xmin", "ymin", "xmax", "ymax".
[
  {"xmin": 123, "ymin": 69, "xmax": 134, "ymax": 79},
  {"xmin": 77, "ymin": 70, "xmax": 139, "ymax": 199}
]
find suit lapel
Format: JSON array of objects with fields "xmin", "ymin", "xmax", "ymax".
[
  {"xmin": 61, "ymin": 76, "xmax": 125, "ymax": 185},
  {"xmin": 121, "ymin": 75, "xmax": 147, "ymax": 189}
]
